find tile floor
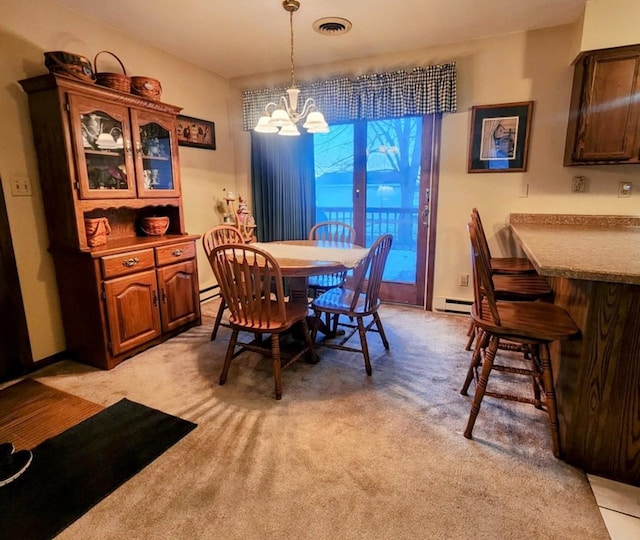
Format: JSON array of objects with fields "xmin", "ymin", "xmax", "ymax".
[{"xmin": 589, "ymin": 475, "xmax": 640, "ymax": 539}]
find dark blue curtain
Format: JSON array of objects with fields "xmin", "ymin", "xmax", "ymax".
[{"xmin": 250, "ymin": 132, "xmax": 316, "ymax": 242}]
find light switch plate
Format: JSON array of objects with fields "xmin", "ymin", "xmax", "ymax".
[{"xmin": 10, "ymin": 176, "xmax": 33, "ymax": 197}]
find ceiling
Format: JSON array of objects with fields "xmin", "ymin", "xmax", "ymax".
[{"xmin": 55, "ymin": 0, "xmax": 587, "ymax": 80}]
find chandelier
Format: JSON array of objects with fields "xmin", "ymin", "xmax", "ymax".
[{"xmin": 254, "ymin": 0, "xmax": 329, "ymax": 136}]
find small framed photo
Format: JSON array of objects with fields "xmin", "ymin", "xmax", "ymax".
[
  {"xmin": 176, "ymin": 115, "xmax": 216, "ymax": 150},
  {"xmin": 468, "ymin": 101, "xmax": 533, "ymax": 173}
]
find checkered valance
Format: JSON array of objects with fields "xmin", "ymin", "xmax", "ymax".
[{"xmin": 241, "ymin": 62, "xmax": 457, "ymax": 131}]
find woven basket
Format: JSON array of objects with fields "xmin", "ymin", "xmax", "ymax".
[
  {"xmin": 85, "ymin": 217, "xmax": 111, "ymax": 247},
  {"xmin": 131, "ymin": 76, "xmax": 162, "ymax": 100},
  {"xmin": 94, "ymin": 51, "xmax": 131, "ymax": 93},
  {"xmin": 141, "ymin": 216, "xmax": 169, "ymax": 236},
  {"xmin": 44, "ymin": 51, "xmax": 95, "ymax": 84}
]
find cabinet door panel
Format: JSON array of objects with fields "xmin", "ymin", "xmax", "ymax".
[
  {"xmin": 576, "ymin": 53, "xmax": 640, "ymax": 162},
  {"xmin": 68, "ymin": 94, "xmax": 136, "ymax": 198},
  {"xmin": 104, "ymin": 270, "xmax": 161, "ymax": 355},
  {"xmin": 157, "ymin": 260, "xmax": 199, "ymax": 332},
  {"xmin": 133, "ymin": 109, "xmax": 181, "ymax": 198}
]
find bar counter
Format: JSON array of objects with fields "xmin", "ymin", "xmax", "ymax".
[{"xmin": 509, "ymin": 214, "xmax": 640, "ymax": 486}]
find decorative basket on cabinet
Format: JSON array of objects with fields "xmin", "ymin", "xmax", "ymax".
[
  {"xmin": 140, "ymin": 216, "xmax": 169, "ymax": 236},
  {"xmin": 94, "ymin": 50, "xmax": 131, "ymax": 93}
]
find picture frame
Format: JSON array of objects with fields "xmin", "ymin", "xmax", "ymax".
[
  {"xmin": 468, "ymin": 101, "xmax": 533, "ymax": 173},
  {"xmin": 176, "ymin": 115, "xmax": 216, "ymax": 150}
]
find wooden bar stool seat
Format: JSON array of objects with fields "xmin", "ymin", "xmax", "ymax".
[{"xmin": 490, "ymin": 256, "xmax": 536, "ymax": 274}]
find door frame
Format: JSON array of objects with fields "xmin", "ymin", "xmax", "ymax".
[
  {"xmin": 368, "ymin": 114, "xmax": 441, "ymax": 309},
  {"xmin": 0, "ymin": 179, "xmax": 33, "ymax": 380}
]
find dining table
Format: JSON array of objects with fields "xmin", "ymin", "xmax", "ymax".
[
  {"xmin": 253, "ymin": 239, "xmax": 368, "ymax": 301},
  {"xmin": 252, "ymin": 239, "xmax": 369, "ymax": 334}
]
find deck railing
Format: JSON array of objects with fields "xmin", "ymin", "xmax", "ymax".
[{"xmin": 317, "ymin": 207, "xmax": 418, "ymax": 249}]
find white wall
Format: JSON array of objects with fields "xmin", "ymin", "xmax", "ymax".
[
  {"xmin": 231, "ymin": 21, "xmax": 640, "ymax": 306},
  {"xmin": 581, "ymin": 0, "xmax": 640, "ymax": 51},
  {"xmin": 0, "ymin": 0, "xmax": 236, "ymax": 361}
]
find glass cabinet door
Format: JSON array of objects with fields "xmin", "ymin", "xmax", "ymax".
[
  {"xmin": 68, "ymin": 94, "xmax": 136, "ymax": 199},
  {"xmin": 133, "ymin": 110, "xmax": 181, "ymax": 198}
]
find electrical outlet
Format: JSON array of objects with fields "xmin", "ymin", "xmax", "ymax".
[
  {"xmin": 572, "ymin": 176, "xmax": 587, "ymax": 192},
  {"xmin": 619, "ymin": 181, "xmax": 632, "ymax": 198},
  {"xmin": 459, "ymin": 273, "xmax": 469, "ymax": 287},
  {"xmin": 10, "ymin": 176, "xmax": 33, "ymax": 197}
]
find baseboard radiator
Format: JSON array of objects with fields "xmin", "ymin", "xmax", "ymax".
[{"xmin": 433, "ymin": 296, "xmax": 473, "ymax": 314}]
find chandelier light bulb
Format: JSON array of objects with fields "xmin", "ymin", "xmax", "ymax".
[
  {"xmin": 278, "ymin": 123, "xmax": 301, "ymax": 136},
  {"xmin": 254, "ymin": 115, "xmax": 279, "ymax": 133}
]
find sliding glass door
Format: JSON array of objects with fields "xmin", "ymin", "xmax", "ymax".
[{"xmin": 314, "ymin": 115, "xmax": 439, "ymax": 307}]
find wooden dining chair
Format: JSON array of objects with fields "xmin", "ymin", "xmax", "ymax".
[
  {"xmin": 202, "ymin": 225, "xmax": 245, "ymax": 340},
  {"xmin": 307, "ymin": 221, "xmax": 357, "ymax": 299},
  {"xmin": 209, "ymin": 243, "xmax": 316, "ymax": 400},
  {"xmin": 464, "ymin": 209, "xmax": 552, "ymax": 351},
  {"xmin": 461, "ymin": 220, "xmax": 579, "ymax": 457},
  {"xmin": 311, "ymin": 234, "xmax": 393, "ymax": 376}
]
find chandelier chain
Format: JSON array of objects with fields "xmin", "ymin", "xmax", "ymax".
[{"xmin": 289, "ymin": 9, "xmax": 296, "ymax": 88}]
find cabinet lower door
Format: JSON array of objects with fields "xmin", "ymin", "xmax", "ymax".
[
  {"xmin": 157, "ymin": 260, "xmax": 199, "ymax": 332},
  {"xmin": 104, "ymin": 270, "xmax": 161, "ymax": 355}
]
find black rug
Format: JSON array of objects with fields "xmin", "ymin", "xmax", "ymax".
[{"xmin": 0, "ymin": 398, "xmax": 196, "ymax": 540}]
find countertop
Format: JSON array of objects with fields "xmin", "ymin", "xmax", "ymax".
[{"xmin": 509, "ymin": 214, "xmax": 640, "ymax": 285}]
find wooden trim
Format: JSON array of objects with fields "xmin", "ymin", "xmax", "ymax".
[
  {"xmin": 0, "ymin": 178, "xmax": 33, "ymax": 380},
  {"xmin": 424, "ymin": 114, "xmax": 442, "ymax": 311},
  {"xmin": 19, "ymin": 74, "xmax": 182, "ymax": 115}
]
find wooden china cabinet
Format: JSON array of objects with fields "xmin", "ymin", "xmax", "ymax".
[{"xmin": 20, "ymin": 73, "xmax": 201, "ymax": 370}]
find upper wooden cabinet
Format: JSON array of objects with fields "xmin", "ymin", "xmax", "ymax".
[{"xmin": 564, "ymin": 44, "xmax": 640, "ymax": 165}]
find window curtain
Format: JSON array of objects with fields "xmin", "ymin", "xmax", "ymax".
[
  {"xmin": 244, "ymin": 62, "xmax": 456, "ymax": 243},
  {"xmin": 241, "ymin": 62, "xmax": 457, "ymax": 130},
  {"xmin": 251, "ymin": 132, "xmax": 315, "ymax": 242}
]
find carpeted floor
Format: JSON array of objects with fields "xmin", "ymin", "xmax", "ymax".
[{"xmin": 13, "ymin": 299, "xmax": 609, "ymax": 539}]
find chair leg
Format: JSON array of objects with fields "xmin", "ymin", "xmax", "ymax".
[
  {"xmin": 219, "ymin": 329, "xmax": 238, "ymax": 385},
  {"xmin": 271, "ymin": 334, "xmax": 283, "ymax": 400},
  {"xmin": 372, "ymin": 312, "xmax": 389, "ymax": 349},
  {"xmin": 331, "ymin": 312, "xmax": 340, "ymax": 335},
  {"xmin": 464, "ymin": 334, "xmax": 499, "ymax": 440},
  {"xmin": 300, "ymin": 317, "xmax": 318, "ymax": 364},
  {"xmin": 461, "ymin": 330, "xmax": 488, "ymax": 395},
  {"xmin": 539, "ymin": 343, "xmax": 561, "ymax": 458},
  {"xmin": 356, "ymin": 316, "xmax": 372, "ymax": 376},
  {"xmin": 310, "ymin": 310, "xmax": 320, "ymax": 343},
  {"xmin": 211, "ymin": 299, "xmax": 227, "ymax": 341},
  {"xmin": 530, "ymin": 344, "xmax": 543, "ymax": 409},
  {"xmin": 464, "ymin": 321, "xmax": 477, "ymax": 351}
]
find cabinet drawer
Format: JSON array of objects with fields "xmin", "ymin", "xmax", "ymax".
[
  {"xmin": 155, "ymin": 241, "xmax": 195, "ymax": 266},
  {"xmin": 101, "ymin": 249, "xmax": 155, "ymax": 279}
]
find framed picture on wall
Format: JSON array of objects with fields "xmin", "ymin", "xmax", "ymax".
[
  {"xmin": 176, "ymin": 115, "xmax": 216, "ymax": 150},
  {"xmin": 468, "ymin": 101, "xmax": 533, "ymax": 173}
]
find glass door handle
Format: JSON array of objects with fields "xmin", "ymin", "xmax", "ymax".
[{"xmin": 421, "ymin": 206, "xmax": 430, "ymax": 225}]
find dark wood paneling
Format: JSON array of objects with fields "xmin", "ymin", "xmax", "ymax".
[{"xmin": 550, "ymin": 276, "xmax": 640, "ymax": 485}]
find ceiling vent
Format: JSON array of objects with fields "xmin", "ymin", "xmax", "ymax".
[{"xmin": 313, "ymin": 17, "xmax": 352, "ymax": 36}]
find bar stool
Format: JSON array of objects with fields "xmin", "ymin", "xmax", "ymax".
[
  {"xmin": 461, "ymin": 220, "xmax": 579, "ymax": 457},
  {"xmin": 464, "ymin": 209, "xmax": 552, "ymax": 351}
]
